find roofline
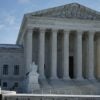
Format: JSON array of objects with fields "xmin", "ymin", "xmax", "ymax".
[
  {"xmin": 16, "ymin": 14, "xmax": 27, "ymax": 44},
  {"xmin": 0, "ymin": 44, "xmax": 23, "ymax": 49},
  {"xmin": 27, "ymin": 2, "xmax": 100, "ymax": 16}
]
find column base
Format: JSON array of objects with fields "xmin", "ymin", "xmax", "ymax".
[
  {"xmin": 88, "ymin": 77, "xmax": 96, "ymax": 80},
  {"xmin": 86, "ymin": 74, "xmax": 96, "ymax": 80},
  {"xmin": 75, "ymin": 77, "xmax": 84, "ymax": 80},
  {"xmin": 63, "ymin": 76, "xmax": 70, "ymax": 81},
  {"xmin": 39, "ymin": 75, "xmax": 46, "ymax": 80},
  {"xmin": 50, "ymin": 76, "xmax": 58, "ymax": 80}
]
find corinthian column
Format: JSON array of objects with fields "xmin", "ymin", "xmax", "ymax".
[
  {"xmin": 63, "ymin": 30, "xmax": 70, "ymax": 80},
  {"xmin": 26, "ymin": 29, "xmax": 33, "ymax": 73},
  {"xmin": 38, "ymin": 28, "xmax": 45, "ymax": 79},
  {"xmin": 50, "ymin": 29, "xmax": 58, "ymax": 79},
  {"xmin": 87, "ymin": 31, "xmax": 95, "ymax": 79},
  {"xmin": 74, "ymin": 31, "xmax": 83, "ymax": 80}
]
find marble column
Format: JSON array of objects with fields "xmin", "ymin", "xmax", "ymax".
[
  {"xmin": 75, "ymin": 31, "xmax": 83, "ymax": 79},
  {"xmin": 96, "ymin": 36, "xmax": 100, "ymax": 79},
  {"xmin": 51, "ymin": 29, "xmax": 58, "ymax": 79},
  {"xmin": 26, "ymin": 29, "xmax": 33, "ymax": 73},
  {"xmin": 39, "ymin": 28, "xmax": 45, "ymax": 79},
  {"xmin": 87, "ymin": 31, "xmax": 95, "ymax": 79},
  {"xmin": 63, "ymin": 30, "xmax": 70, "ymax": 80}
]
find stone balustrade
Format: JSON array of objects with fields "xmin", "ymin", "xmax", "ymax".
[{"xmin": 2, "ymin": 94, "xmax": 100, "ymax": 100}]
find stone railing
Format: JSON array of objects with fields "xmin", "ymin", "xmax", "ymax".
[
  {"xmin": 1, "ymin": 90, "xmax": 16, "ymax": 95},
  {"xmin": 2, "ymin": 94, "xmax": 100, "ymax": 100}
]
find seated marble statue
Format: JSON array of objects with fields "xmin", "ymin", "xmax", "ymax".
[
  {"xmin": 29, "ymin": 62, "xmax": 37, "ymax": 73},
  {"xmin": 20, "ymin": 62, "xmax": 40, "ymax": 93},
  {"xmin": 27, "ymin": 62, "xmax": 40, "ymax": 92},
  {"xmin": 28, "ymin": 62, "xmax": 39, "ymax": 83}
]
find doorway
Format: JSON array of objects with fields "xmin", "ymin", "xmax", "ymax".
[{"xmin": 69, "ymin": 56, "xmax": 74, "ymax": 78}]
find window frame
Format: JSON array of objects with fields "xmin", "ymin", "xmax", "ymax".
[
  {"xmin": 14, "ymin": 82, "xmax": 18, "ymax": 87},
  {"xmin": 3, "ymin": 82, "xmax": 7, "ymax": 88},
  {"xmin": 14, "ymin": 65, "xmax": 19, "ymax": 75},
  {"xmin": 3, "ymin": 65, "xmax": 8, "ymax": 75}
]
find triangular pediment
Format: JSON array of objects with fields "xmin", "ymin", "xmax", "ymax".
[{"xmin": 29, "ymin": 3, "xmax": 100, "ymax": 20}]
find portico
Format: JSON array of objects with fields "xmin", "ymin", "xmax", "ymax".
[
  {"xmin": 24, "ymin": 27, "xmax": 99, "ymax": 80},
  {"xmin": 16, "ymin": 3, "xmax": 100, "ymax": 82}
]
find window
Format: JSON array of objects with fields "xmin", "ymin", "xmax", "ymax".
[
  {"xmin": 3, "ymin": 65, "xmax": 8, "ymax": 75},
  {"xmin": 14, "ymin": 65, "xmax": 19, "ymax": 75},
  {"xmin": 3, "ymin": 82, "xmax": 7, "ymax": 88},
  {"xmin": 16, "ymin": 98, "xmax": 18, "ymax": 100},
  {"xmin": 14, "ymin": 82, "xmax": 18, "ymax": 87},
  {"xmin": 5, "ymin": 97, "xmax": 7, "ymax": 100}
]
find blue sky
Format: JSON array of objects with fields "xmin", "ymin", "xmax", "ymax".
[{"xmin": 0, "ymin": 0, "xmax": 100, "ymax": 44}]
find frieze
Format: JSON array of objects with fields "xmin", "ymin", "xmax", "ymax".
[{"xmin": 29, "ymin": 19, "xmax": 100, "ymax": 29}]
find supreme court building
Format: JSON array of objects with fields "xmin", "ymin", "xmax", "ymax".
[
  {"xmin": 0, "ymin": 3, "xmax": 100, "ymax": 94},
  {"xmin": 17, "ymin": 2, "xmax": 100, "ymax": 80}
]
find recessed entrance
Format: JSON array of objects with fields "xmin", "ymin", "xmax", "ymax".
[{"xmin": 69, "ymin": 56, "xmax": 74, "ymax": 79}]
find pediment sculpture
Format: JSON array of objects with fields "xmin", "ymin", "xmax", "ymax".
[{"xmin": 31, "ymin": 3, "xmax": 100, "ymax": 20}]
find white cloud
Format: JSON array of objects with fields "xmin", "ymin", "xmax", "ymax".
[
  {"xmin": 18, "ymin": 0, "xmax": 31, "ymax": 4},
  {"xmin": 0, "ymin": 11, "xmax": 20, "ymax": 44},
  {"xmin": 0, "ymin": 24, "xmax": 4, "ymax": 30},
  {"xmin": 5, "ymin": 14, "xmax": 16, "ymax": 25},
  {"xmin": 0, "ymin": 11, "xmax": 17, "ymax": 26},
  {"xmin": 0, "ymin": 12, "xmax": 19, "ymax": 30}
]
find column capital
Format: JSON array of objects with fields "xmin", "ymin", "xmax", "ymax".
[
  {"xmin": 27, "ymin": 28, "xmax": 33, "ymax": 33},
  {"xmin": 52, "ymin": 29, "xmax": 58, "ymax": 33},
  {"xmin": 63, "ymin": 30, "xmax": 70, "ymax": 34},
  {"xmin": 39, "ymin": 28, "xmax": 46, "ymax": 33},
  {"xmin": 89, "ymin": 31, "xmax": 95, "ymax": 35},
  {"xmin": 88, "ymin": 31, "xmax": 95, "ymax": 41},
  {"xmin": 76, "ymin": 30, "xmax": 83, "ymax": 35}
]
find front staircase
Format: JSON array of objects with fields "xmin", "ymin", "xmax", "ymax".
[{"xmin": 34, "ymin": 79, "xmax": 100, "ymax": 95}]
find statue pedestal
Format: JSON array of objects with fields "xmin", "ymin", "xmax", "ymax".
[
  {"xmin": 27, "ymin": 83, "xmax": 40, "ymax": 93},
  {"xmin": 27, "ymin": 69, "xmax": 40, "ymax": 93}
]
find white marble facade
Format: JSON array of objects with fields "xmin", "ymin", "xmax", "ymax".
[
  {"xmin": 1, "ymin": 3, "xmax": 100, "ymax": 93},
  {"xmin": 17, "ymin": 3, "xmax": 100, "ymax": 81}
]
